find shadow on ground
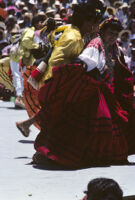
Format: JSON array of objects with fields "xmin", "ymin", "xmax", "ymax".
[
  {"xmin": 124, "ymin": 196, "xmax": 135, "ymax": 200},
  {"xmin": 31, "ymin": 161, "xmax": 135, "ymax": 171},
  {"xmin": 15, "ymin": 156, "xmax": 31, "ymax": 159},
  {"xmin": 31, "ymin": 161, "xmax": 111, "ymax": 171},
  {"xmin": 0, "ymin": 106, "xmax": 25, "ymax": 110},
  {"xmin": 18, "ymin": 140, "xmax": 34, "ymax": 144}
]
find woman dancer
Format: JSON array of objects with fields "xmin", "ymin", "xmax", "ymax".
[
  {"xmin": 18, "ymin": 17, "xmax": 134, "ymax": 168},
  {"xmin": 31, "ymin": 18, "xmax": 134, "ymax": 168}
]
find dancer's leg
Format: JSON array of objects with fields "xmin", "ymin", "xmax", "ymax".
[
  {"xmin": 16, "ymin": 116, "xmax": 36, "ymax": 137},
  {"xmin": 10, "ymin": 60, "xmax": 25, "ymax": 109}
]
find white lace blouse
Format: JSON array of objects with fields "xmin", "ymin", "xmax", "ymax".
[{"xmin": 78, "ymin": 37, "xmax": 106, "ymax": 74}]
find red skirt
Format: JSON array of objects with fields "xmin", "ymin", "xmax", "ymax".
[{"xmin": 34, "ymin": 63, "xmax": 134, "ymax": 168}]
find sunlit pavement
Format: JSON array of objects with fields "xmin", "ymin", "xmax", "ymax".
[{"xmin": 0, "ymin": 101, "xmax": 135, "ymax": 200}]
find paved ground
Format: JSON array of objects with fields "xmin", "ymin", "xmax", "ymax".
[{"xmin": 0, "ymin": 101, "xmax": 135, "ymax": 200}]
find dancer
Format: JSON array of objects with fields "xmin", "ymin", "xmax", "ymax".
[
  {"xmin": 9, "ymin": 15, "xmax": 45, "ymax": 108},
  {"xmin": 16, "ymin": 1, "xmax": 105, "ymax": 136},
  {"xmin": 31, "ymin": 18, "xmax": 134, "ymax": 168},
  {"xmin": 17, "ymin": 17, "xmax": 134, "ymax": 169}
]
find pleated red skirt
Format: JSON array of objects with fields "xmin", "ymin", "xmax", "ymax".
[{"xmin": 33, "ymin": 62, "xmax": 134, "ymax": 168}]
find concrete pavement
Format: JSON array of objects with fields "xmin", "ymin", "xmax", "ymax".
[{"xmin": 0, "ymin": 101, "xmax": 135, "ymax": 200}]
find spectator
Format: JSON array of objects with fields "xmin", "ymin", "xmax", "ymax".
[
  {"xmin": 127, "ymin": 47, "xmax": 135, "ymax": 84},
  {"xmin": 41, "ymin": 0, "xmax": 49, "ymax": 13},
  {"xmin": 53, "ymin": 0, "xmax": 61, "ymax": 14},
  {"xmin": 129, "ymin": 0, "xmax": 135, "ymax": 19},
  {"xmin": 61, "ymin": 0, "xmax": 70, "ymax": 9},
  {"xmin": 81, "ymin": 178, "xmax": 123, "ymax": 200},
  {"xmin": 22, "ymin": 12, "xmax": 32, "ymax": 28},
  {"xmin": 128, "ymin": 19, "xmax": 135, "ymax": 36},
  {"xmin": 17, "ymin": 1, "xmax": 25, "ymax": 11},
  {"xmin": 105, "ymin": 6, "xmax": 116, "ymax": 18},
  {"xmin": 59, "ymin": 7, "xmax": 67, "ymax": 19},
  {"xmin": 5, "ymin": 15, "xmax": 19, "ymax": 43},
  {"xmin": 116, "ymin": 3, "xmax": 129, "ymax": 28},
  {"xmin": 113, "ymin": 1, "xmax": 123, "ymax": 9},
  {"xmin": 27, "ymin": 0, "xmax": 38, "ymax": 15},
  {"xmin": 54, "ymin": 14, "xmax": 63, "ymax": 27},
  {"xmin": 128, "ymin": 35, "xmax": 135, "ymax": 56},
  {"xmin": 119, "ymin": 29, "xmax": 130, "ymax": 55},
  {"xmin": 0, "ymin": 25, "xmax": 8, "ymax": 57},
  {"xmin": 21, "ymin": 7, "xmax": 29, "ymax": 15},
  {"xmin": 46, "ymin": 7, "xmax": 56, "ymax": 18}
]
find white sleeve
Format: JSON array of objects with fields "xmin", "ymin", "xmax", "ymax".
[{"xmin": 78, "ymin": 47, "xmax": 99, "ymax": 71}]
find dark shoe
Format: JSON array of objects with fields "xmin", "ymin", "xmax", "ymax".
[{"xmin": 32, "ymin": 152, "xmax": 54, "ymax": 165}]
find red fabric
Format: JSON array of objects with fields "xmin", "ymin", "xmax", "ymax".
[
  {"xmin": 34, "ymin": 61, "xmax": 134, "ymax": 168},
  {"xmin": 31, "ymin": 68, "xmax": 43, "ymax": 81},
  {"xmin": 19, "ymin": 59, "xmax": 25, "ymax": 68},
  {"xmin": 0, "ymin": 8, "xmax": 8, "ymax": 19},
  {"xmin": 114, "ymin": 58, "xmax": 134, "ymax": 113},
  {"xmin": 7, "ymin": 65, "xmax": 12, "ymax": 81}
]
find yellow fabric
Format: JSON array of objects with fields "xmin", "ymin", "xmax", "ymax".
[
  {"xmin": 42, "ymin": 25, "xmax": 84, "ymax": 82},
  {"xmin": 55, "ymin": 25, "xmax": 70, "ymax": 33},
  {"xmin": 40, "ymin": 25, "xmax": 47, "ymax": 33},
  {"xmin": 10, "ymin": 27, "xmax": 39, "ymax": 66},
  {"xmin": 47, "ymin": 24, "xmax": 70, "ymax": 48},
  {"xmin": 0, "ymin": 57, "xmax": 14, "ymax": 91}
]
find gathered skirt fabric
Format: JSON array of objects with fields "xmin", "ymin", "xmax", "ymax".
[
  {"xmin": 33, "ymin": 62, "xmax": 134, "ymax": 168},
  {"xmin": 23, "ymin": 65, "xmax": 41, "ymax": 130}
]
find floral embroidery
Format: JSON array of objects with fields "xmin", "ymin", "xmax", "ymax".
[{"xmin": 87, "ymin": 37, "xmax": 105, "ymax": 57}]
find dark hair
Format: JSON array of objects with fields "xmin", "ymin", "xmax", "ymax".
[
  {"xmin": 38, "ymin": 14, "xmax": 47, "ymax": 23},
  {"xmin": 100, "ymin": 18, "xmax": 123, "ymax": 34},
  {"xmin": 72, "ymin": 2, "xmax": 103, "ymax": 29},
  {"xmin": 84, "ymin": 178, "xmax": 123, "ymax": 200},
  {"xmin": 46, "ymin": 17, "xmax": 56, "ymax": 32},
  {"xmin": 31, "ymin": 16, "xmax": 43, "ymax": 27},
  {"xmin": 87, "ymin": 0, "xmax": 106, "ymax": 15}
]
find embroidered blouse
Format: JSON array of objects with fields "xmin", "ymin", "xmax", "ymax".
[{"xmin": 78, "ymin": 37, "xmax": 106, "ymax": 74}]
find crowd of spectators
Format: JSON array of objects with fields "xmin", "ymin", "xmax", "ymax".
[
  {"xmin": 0, "ymin": 0, "xmax": 135, "ymax": 103},
  {"xmin": 0, "ymin": 0, "xmax": 135, "ymax": 68},
  {"xmin": 0, "ymin": 1, "xmax": 134, "ymax": 56}
]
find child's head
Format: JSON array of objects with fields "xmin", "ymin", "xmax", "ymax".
[
  {"xmin": 119, "ymin": 30, "xmax": 130, "ymax": 42},
  {"xmin": 84, "ymin": 178, "xmax": 123, "ymax": 200}
]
